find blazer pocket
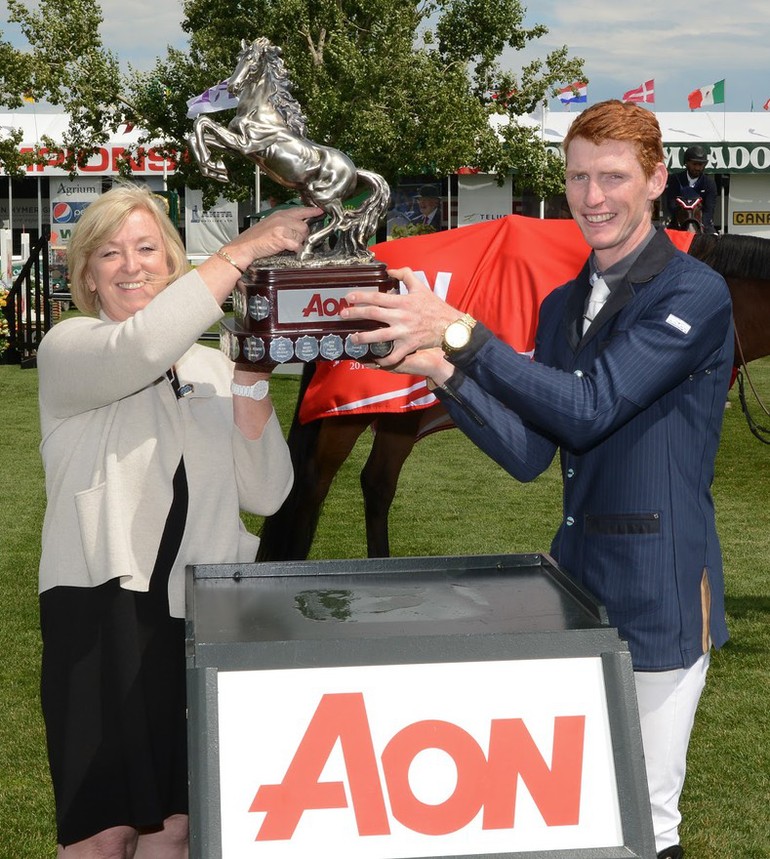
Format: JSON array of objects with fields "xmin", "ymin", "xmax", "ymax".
[
  {"xmin": 583, "ymin": 511, "xmax": 664, "ymax": 619},
  {"xmin": 75, "ymin": 482, "xmax": 115, "ymax": 587},
  {"xmin": 239, "ymin": 527, "xmax": 260, "ymax": 562},
  {"xmin": 584, "ymin": 512, "xmax": 661, "ymax": 536}
]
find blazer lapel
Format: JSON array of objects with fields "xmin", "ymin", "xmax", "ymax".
[
  {"xmin": 572, "ymin": 228, "xmax": 678, "ymax": 350},
  {"xmin": 567, "ymin": 264, "xmax": 591, "ymax": 350}
]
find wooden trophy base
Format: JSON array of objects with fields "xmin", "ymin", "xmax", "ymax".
[{"xmin": 220, "ymin": 261, "xmax": 396, "ymax": 369}]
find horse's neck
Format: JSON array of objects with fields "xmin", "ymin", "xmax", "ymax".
[{"xmin": 236, "ymin": 80, "xmax": 284, "ymax": 124}]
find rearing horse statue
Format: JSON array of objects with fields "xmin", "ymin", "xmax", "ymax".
[{"xmin": 188, "ymin": 38, "xmax": 389, "ymax": 262}]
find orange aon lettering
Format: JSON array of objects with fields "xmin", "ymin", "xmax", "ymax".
[
  {"xmin": 250, "ymin": 691, "xmax": 585, "ymax": 840},
  {"xmin": 302, "ymin": 293, "xmax": 349, "ymax": 318}
]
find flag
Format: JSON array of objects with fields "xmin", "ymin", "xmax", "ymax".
[
  {"xmin": 557, "ymin": 82, "xmax": 587, "ymax": 105},
  {"xmin": 622, "ymin": 80, "xmax": 654, "ymax": 104},
  {"xmin": 185, "ymin": 81, "xmax": 239, "ymax": 118},
  {"xmin": 763, "ymin": 98, "xmax": 770, "ymax": 111},
  {"xmin": 688, "ymin": 79, "xmax": 725, "ymax": 110}
]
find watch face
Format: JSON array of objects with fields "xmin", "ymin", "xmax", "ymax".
[
  {"xmin": 445, "ymin": 320, "xmax": 470, "ymax": 349},
  {"xmin": 250, "ymin": 380, "xmax": 269, "ymax": 400}
]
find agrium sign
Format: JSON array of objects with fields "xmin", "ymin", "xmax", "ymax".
[{"xmin": 215, "ymin": 659, "xmax": 624, "ymax": 857}]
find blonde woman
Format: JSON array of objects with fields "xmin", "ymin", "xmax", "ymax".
[{"xmin": 37, "ymin": 184, "xmax": 319, "ymax": 858}]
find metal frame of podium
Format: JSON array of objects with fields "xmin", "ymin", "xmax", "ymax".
[{"xmin": 186, "ymin": 553, "xmax": 656, "ymax": 859}]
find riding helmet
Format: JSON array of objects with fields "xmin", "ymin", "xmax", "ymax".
[{"xmin": 684, "ymin": 145, "xmax": 709, "ymax": 164}]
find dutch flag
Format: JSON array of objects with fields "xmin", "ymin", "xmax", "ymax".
[{"xmin": 557, "ymin": 82, "xmax": 588, "ymax": 105}]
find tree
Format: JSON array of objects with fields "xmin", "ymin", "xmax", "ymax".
[
  {"xmin": 1, "ymin": 0, "xmax": 127, "ymax": 174},
  {"xmin": 0, "ymin": 0, "xmax": 584, "ymax": 200}
]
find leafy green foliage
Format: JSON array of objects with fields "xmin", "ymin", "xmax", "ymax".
[
  {"xmin": 5, "ymin": 0, "xmax": 127, "ymax": 171},
  {"xmin": 0, "ymin": 0, "xmax": 583, "ymax": 198}
]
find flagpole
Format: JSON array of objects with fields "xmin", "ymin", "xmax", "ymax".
[
  {"xmin": 539, "ymin": 100, "xmax": 546, "ymax": 219},
  {"xmin": 722, "ymin": 80, "xmax": 726, "ymax": 234}
]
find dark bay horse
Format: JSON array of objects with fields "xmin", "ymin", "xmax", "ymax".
[
  {"xmin": 671, "ymin": 195, "xmax": 705, "ymax": 233},
  {"xmin": 257, "ymin": 230, "xmax": 770, "ymax": 562}
]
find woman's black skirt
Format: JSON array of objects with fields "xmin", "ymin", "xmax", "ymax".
[{"xmin": 40, "ymin": 459, "xmax": 189, "ymax": 847}]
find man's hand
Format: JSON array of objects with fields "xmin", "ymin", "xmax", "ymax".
[
  {"xmin": 341, "ymin": 266, "xmax": 462, "ymax": 365},
  {"xmin": 377, "ymin": 346, "xmax": 455, "ymax": 383}
]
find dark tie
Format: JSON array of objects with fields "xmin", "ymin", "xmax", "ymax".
[{"xmin": 583, "ymin": 272, "xmax": 611, "ymax": 334}]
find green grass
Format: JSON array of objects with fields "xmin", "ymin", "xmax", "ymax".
[{"xmin": 1, "ymin": 359, "xmax": 769, "ymax": 857}]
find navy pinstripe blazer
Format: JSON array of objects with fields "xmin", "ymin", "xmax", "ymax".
[{"xmin": 441, "ymin": 228, "xmax": 733, "ymax": 671}]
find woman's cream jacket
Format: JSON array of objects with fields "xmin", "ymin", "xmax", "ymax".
[{"xmin": 37, "ymin": 270, "xmax": 293, "ymax": 617}]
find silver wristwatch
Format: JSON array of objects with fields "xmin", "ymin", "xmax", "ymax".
[{"xmin": 230, "ymin": 379, "xmax": 269, "ymax": 401}]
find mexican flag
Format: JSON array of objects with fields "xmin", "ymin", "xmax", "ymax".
[{"xmin": 688, "ymin": 79, "xmax": 725, "ymax": 110}]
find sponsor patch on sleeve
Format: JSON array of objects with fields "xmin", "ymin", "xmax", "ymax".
[{"xmin": 666, "ymin": 313, "xmax": 691, "ymax": 334}]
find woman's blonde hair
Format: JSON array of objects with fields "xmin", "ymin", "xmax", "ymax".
[{"xmin": 68, "ymin": 183, "xmax": 190, "ymax": 316}]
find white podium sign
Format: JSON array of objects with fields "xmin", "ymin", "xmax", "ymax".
[{"xmin": 216, "ymin": 658, "xmax": 623, "ymax": 858}]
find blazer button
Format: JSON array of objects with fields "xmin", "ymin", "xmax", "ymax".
[
  {"xmin": 566, "ymin": 516, "xmax": 575, "ymax": 526},
  {"xmin": 566, "ymin": 468, "xmax": 575, "ymax": 478},
  {"xmin": 573, "ymin": 370, "xmax": 584, "ymax": 378}
]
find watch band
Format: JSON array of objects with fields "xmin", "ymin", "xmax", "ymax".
[{"xmin": 231, "ymin": 379, "xmax": 269, "ymax": 401}]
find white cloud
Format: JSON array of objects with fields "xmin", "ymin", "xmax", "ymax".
[
  {"xmin": 96, "ymin": 0, "xmax": 188, "ymax": 69},
  {"xmin": 0, "ymin": 0, "xmax": 188, "ymax": 71}
]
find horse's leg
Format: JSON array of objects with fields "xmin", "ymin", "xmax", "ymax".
[
  {"xmin": 258, "ymin": 413, "xmax": 373, "ymax": 560},
  {"xmin": 190, "ymin": 117, "xmax": 252, "ymax": 182},
  {"xmin": 189, "ymin": 117, "xmax": 230, "ymax": 181},
  {"xmin": 301, "ymin": 200, "xmax": 347, "ymax": 260},
  {"xmin": 359, "ymin": 411, "xmax": 421, "ymax": 558}
]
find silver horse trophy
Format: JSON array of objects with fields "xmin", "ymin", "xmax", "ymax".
[
  {"xmin": 188, "ymin": 37, "xmax": 395, "ymax": 366},
  {"xmin": 189, "ymin": 37, "xmax": 391, "ymax": 262}
]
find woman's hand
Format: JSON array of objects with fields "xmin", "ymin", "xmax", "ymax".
[
  {"xmin": 197, "ymin": 206, "xmax": 323, "ymax": 305},
  {"xmin": 222, "ymin": 206, "xmax": 324, "ymax": 270}
]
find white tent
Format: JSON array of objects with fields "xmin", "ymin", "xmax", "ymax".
[
  {"xmin": 503, "ymin": 110, "xmax": 770, "ymax": 173},
  {"xmin": 0, "ymin": 112, "xmax": 175, "ymax": 178}
]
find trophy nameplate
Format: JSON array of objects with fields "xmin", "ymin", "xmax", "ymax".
[{"xmin": 220, "ymin": 262, "xmax": 396, "ymax": 368}]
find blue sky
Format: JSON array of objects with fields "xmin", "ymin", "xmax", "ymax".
[
  {"xmin": 515, "ymin": 0, "xmax": 769, "ymax": 113},
  {"xmin": 2, "ymin": 0, "xmax": 768, "ymax": 114}
]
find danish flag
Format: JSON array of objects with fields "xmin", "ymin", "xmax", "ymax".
[{"xmin": 622, "ymin": 79, "xmax": 655, "ymax": 104}]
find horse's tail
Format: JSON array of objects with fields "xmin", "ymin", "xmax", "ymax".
[
  {"xmin": 353, "ymin": 169, "xmax": 390, "ymax": 247},
  {"xmin": 256, "ymin": 363, "xmax": 324, "ymax": 561}
]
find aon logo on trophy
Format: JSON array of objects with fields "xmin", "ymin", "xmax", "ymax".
[{"xmin": 278, "ymin": 286, "xmax": 375, "ymax": 324}]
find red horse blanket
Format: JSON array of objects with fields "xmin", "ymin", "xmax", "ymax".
[{"xmin": 299, "ymin": 216, "xmax": 693, "ymax": 430}]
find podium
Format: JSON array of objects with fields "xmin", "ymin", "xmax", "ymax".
[{"xmin": 186, "ymin": 553, "xmax": 655, "ymax": 859}]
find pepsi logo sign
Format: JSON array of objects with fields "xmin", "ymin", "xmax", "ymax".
[{"xmin": 52, "ymin": 201, "xmax": 90, "ymax": 223}]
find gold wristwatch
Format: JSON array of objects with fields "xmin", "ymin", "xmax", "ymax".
[{"xmin": 441, "ymin": 313, "xmax": 477, "ymax": 354}]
